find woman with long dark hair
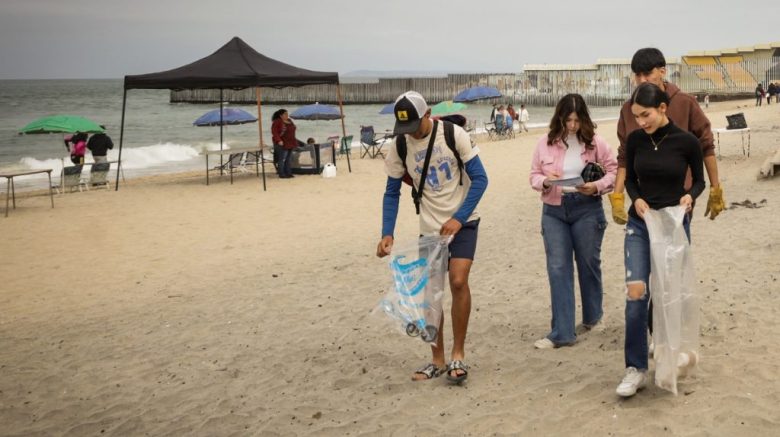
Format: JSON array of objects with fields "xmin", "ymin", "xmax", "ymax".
[
  {"xmin": 616, "ymin": 82, "xmax": 705, "ymax": 397},
  {"xmin": 529, "ymin": 94, "xmax": 618, "ymax": 349},
  {"xmin": 271, "ymin": 108, "xmax": 297, "ymax": 178}
]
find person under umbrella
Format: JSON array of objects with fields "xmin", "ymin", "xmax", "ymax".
[
  {"xmin": 271, "ymin": 109, "xmax": 299, "ymax": 179},
  {"xmin": 87, "ymin": 126, "xmax": 114, "ymax": 163},
  {"xmin": 68, "ymin": 132, "xmax": 88, "ymax": 165}
]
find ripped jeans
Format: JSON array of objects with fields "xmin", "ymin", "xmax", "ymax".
[{"xmin": 624, "ymin": 214, "xmax": 690, "ymax": 370}]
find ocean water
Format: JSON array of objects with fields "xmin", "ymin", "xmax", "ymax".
[{"xmin": 0, "ymin": 79, "xmax": 621, "ymax": 190}]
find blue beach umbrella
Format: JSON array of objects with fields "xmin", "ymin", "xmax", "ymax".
[
  {"xmin": 379, "ymin": 102, "xmax": 395, "ymax": 115},
  {"xmin": 193, "ymin": 108, "xmax": 257, "ymax": 126},
  {"xmin": 194, "ymin": 107, "xmax": 257, "ymax": 173},
  {"xmin": 290, "ymin": 103, "xmax": 343, "ymax": 121},
  {"xmin": 453, "ymin": 86, "xmax": 502, "ymax": 103}
]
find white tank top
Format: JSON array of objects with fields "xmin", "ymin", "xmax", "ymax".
[{"xmin": 562, "ymin": 134, "xmax": 585, "ymax": 179}]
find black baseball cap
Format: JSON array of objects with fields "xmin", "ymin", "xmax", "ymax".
[{"xmin": 392, "ymin": 91, "xmax": 428, "ymax": 135}]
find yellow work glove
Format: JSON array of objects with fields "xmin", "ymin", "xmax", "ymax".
[
  {"xmin": 704, "ymin": 185, "xmax": 725, "ymax": 220},
  {"xmin": 608, "ymin": 192, "xmax": 628, "ymax": 225}
]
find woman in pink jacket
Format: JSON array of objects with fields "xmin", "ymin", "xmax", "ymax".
[{"xmin": 529, "ymin": 94, "xmax": 618, "ymax": 349}]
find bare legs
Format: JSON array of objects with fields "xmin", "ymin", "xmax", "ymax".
[{"xmin": 412, "ymin": 257, "xmax": 472, "ymax": 380}]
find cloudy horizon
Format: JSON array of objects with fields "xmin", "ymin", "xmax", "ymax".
[{"xmin": 1, "ymin": 0, "xmax": 778, "ymax": 80}]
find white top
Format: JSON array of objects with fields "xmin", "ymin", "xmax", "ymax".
[
  {"xmin": 560, "ymin": 134, "xmax": 584, "ymax": 193},
  {"xmin": 385, "ymin": 122, "xmax": 479, "ymax": 235},
  {"xmin": 519, "ymin": 108, "xmax": 530, "ymax": 122},
  {"xmin": 562, "ymin": 134, "xmax": 585, "ymax": 179}
]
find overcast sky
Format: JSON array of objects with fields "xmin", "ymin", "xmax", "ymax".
[{"xmin": 0, "ymin": 0, "xmax": 777, "ymax": 79}]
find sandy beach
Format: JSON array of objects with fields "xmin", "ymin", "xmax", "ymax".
[{"xmin": 1, "ymin": 98, "xmax": 779, "ymax": 436}]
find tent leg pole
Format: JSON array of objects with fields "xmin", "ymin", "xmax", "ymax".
[
  {"xmin": 115, "ymin": 89, "xmax": 127, "ymax": 191},
  {"xmin": 260, "ymin": 151, "xmax": 267, "ymax": 191},
  {"xmin": 336, "ymin": 83, "xmax": 351, "ymax": 173},
  {"xmin": 256, "ymin": 87, "xmax": 266, "ymax": 191},
  {"xmin": 219, "ymin": 89, "xmax": 224, "ymax": 176}
]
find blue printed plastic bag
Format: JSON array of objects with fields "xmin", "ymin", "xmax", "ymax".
[{"xmin": 377, "ymin": 236, "xmax": 449, "ymax": 344}]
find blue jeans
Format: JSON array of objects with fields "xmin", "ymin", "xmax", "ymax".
[
  {"xmin": 278, "ymin": 148, "xmax": 293, "ymax": 177},
  {"xmin": 541, "ymin": 193, "xmax": 607, "ymax": 345},
  {"xmin": 624, "ymin": 214, "xmax": 690, "ymax": 370}
]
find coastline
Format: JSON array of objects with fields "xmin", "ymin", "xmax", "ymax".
[{"xmin": 1, "ymin": 98, "xmax": 779, "ymax": 435}]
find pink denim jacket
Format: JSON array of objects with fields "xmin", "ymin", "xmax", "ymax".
[{"xmin": 529, "ymin": 133, "xmax": 618, "ymax": 205}]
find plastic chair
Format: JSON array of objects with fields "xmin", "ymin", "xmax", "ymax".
[
  {"xmin": 339, "ymin": 135, "xmax": 353, "ymax": 172},
  {"xmin": 54, "ymin": 165, "xmax": 84, "ymax": 193},
  {"xmin": 87, "ymin": 162, "xmax": 111, "ymax": 189},
  {"xmin": 339, "ymin": 135, "xmax": 353, "ymax": 157}
]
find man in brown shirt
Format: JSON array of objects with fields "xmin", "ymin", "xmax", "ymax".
[{"xmin": 609, "ymin": 48, "xmax": 725, "ymax": 223}]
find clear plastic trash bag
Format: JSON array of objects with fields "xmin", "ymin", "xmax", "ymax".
[
  {"xmin": 645, "ymin": 206, "xmax": 700, "ymax": 395},
  {"xmin": 376, "ymin": 235, "xmax": 449, "ymax": 344}
]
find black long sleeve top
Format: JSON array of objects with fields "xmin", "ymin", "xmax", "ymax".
[{"xmin": 625, "ymin": 121, "xmax": 705, "ymax": 220}]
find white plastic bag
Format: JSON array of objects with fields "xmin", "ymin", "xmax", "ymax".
[
  {"xmin": 645, "ymin": 206, "xmax": 700, "ymax": 395},
  {"xmin": 376, "ymin": 235, "xmax": 449, "ymax": 344},
  {"xmin": 322, "ymin": 163, "xmax": 337, "ymax": 178}
]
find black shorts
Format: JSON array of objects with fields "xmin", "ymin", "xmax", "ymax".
[{"xmin": 449, "ymin": 219, "xmax": 480, "ymax": 260}]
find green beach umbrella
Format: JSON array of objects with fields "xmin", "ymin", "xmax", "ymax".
[
  {"xmin": 430, "ymin": 100, "xmax": 467, "ymax": 116},
  {"xmin": 19, "ymin": 115, "xmax": 105, "ymax": 134}
]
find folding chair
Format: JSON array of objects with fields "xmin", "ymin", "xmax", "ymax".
[
  {"xmin": 86, "ymin": 162, "xmax": 111, "ymax": 189},
  {"xmin": 338, "ymin": 135, "xmax": 353, "ymax": 157},
  {"xmin": 484, "ymin": 121, "xmax": 497, "ymax": 140},
  {"xmin": 504, "ymin": 116, "xmax": 515, "ymax": 139},
  {"xmin": 494, "ymin": 115, "xmax": 506, "ymax": 137},
  {"xmin": 53, "ymin": 165, "xmax": 85, "ymax": 193},
  {"xmin": 339, "ymin": 135, "xmax": 353, "ymax": 172},
  {"xmin": 360, "ymin": 125, "xmax": 384, "ymax": 159}
]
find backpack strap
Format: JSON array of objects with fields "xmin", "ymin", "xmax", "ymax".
[
  {"xmin": 442, "ymin": 121, "xmax": 463, "ymax": 185},
  {"xmin": 414, "ymin": 121, "xmax": 439, "ymax": 215},
  {"xmin": 396, "ymin": 133, "xmax": 407, "ymax": 171}
]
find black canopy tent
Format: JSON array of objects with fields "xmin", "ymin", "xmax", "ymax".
[{"xmin": 117, "ymin": 36, "xmax": 349, "ymax": 191}]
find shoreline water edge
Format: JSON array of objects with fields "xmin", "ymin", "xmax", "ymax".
[{"xmin": 1, "ymin": 79, "xmax": 623, "ymax": 191}]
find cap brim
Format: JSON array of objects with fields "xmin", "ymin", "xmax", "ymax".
[{"xmin": 393, "ymin": 119, "xmax": 422, "ymax": 136}]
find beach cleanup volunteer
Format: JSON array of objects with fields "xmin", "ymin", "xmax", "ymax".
[
  {"xmin": 610, "ymin": 48, "xmax": 723, "ymax": 223},
  {"xmin": 616, "ymin": 82, "xmax": 705, "ymax": 397},
  {"xmin": 529, "ymin": 94, "xmax": 617, "ymax": 349},
  {"xmin": 376, "ymin": 91, "xmax": 488, "ymax": 384}
]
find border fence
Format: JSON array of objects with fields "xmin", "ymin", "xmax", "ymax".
[{"xmin": 171, "ymin": 44, "xmax": 780, "ymax": 106}]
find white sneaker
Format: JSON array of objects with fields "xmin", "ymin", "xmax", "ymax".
[
  {"xmin": 586, "ymin": 316, "xmax": 607, "ymax": 333},
  {"xmin": 534, "ymin": 338, "xmax": 556, "ymax": 349},
  {"xmin": 616, "ymin": 367, "xmax": 648, "ymax": 397},
  {"xmin": 677, "ymin": 351, "xmax": 699, "ymax": 378}
]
